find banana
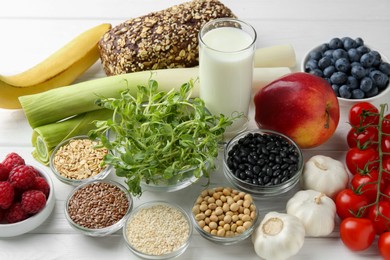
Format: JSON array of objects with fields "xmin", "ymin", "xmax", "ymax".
[{"xmin": 0, "ymin": 23, "xmax": 111, "ymax": 109}]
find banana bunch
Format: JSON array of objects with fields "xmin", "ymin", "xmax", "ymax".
[{"xmin": 0, "ymin": 23, "xmax": 111, "ymax": 109}]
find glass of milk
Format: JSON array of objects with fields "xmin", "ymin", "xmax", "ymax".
[{"xmin": 199, "ymin": 18, "xmax": 257, "ymax": 137}]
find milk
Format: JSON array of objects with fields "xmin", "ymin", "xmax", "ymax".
[{"xmin": 199, "ymin": 21, "xmax": 256, "ymax": 136}]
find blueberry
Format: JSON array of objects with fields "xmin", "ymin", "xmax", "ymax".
[
  {"xmin": 351, "ymin": 65, "xmax": 366, "ymax": 79},
  {"xmin": 379, "ymin": 62, "xmax": 390, "ymax": 75},
  {"xmin": 309, "ymin": 50, "xmax": 322, "ymax": 61},
  {"xmin": 333, "ymin": 49, "xmax": 348, "ymax": 60},
  {"xmin": 355, "ymin": 37, "xmax": 364, "ymax": 47},
  {"xmin": 329, "ymin": 38, "xmax": 343, "ymax": 49},
  {"xmin": 342, "ymin": 37, "xmax": 357, "ymax": 50},
  {"xmin": 351, "ymin": 89, "xmax": 365, "ymax": 99},
  {"xmin": 305, "ymin": 59, "xmax": 318, "ymax": 71},
  {"xmin": 319, "ymin": 43, "xmax": 330, "ymax": 53},
  {"xmin": 335, "ymin": 58, "xmax": 351, "ymax": 73},
  {"xmin": 323, "ymin": 49, "xmax": 334, "ymax": 58},
  {"xmin": 370, "ymin": 70, "xmax": 389, "ymax": 88},
  {"xmin": 360, "ymin": 52, "xmax": 376, "ymax": 68},
  {"xmin": 339, "ymin": 85, "xmax": 352, "ymax": 98},
  {"xmin": 366, "ymin": 86, "xmax": 379, "ymax": 98},
  {"xmin": 310, "ymin": 69, "xmax": 323, "ymax": 77},
  {"xmin": 330, "ymin": 72, "xmax": 347, "ymax": 84},
  {"xmin": 331, "ymin": 84, "xmax": 340, "ymax": 96},
  {"xmin": 351, "ymin": 61, "xmax": 361, "ymax": 67},
  {"xmin": 323, "ymin": 65, "xmax": 336, "ymax": 78},
  {"xmin": 357, "ymin": 45, "xmax": 370, "ymax": 55},
  {"xmin": 360, "ymin": 77, "xmax": 373, "ymax": 92},
  {"xmin": 371, "ymin": 51, "xmax": 382, "ymax": 67},
  {"xmin": 318, "ymin": 56, "xmax": 332, "ymax": 70},
  {"xmin": 347, "ymin": 76, "xmax": 359, "ymax": 89},
  {"xmin": 348, "ymin": 48, "xmax": 361, "ymax": 62}
]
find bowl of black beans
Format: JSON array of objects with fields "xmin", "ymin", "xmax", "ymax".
[
  {"xmin": 302, "ymin": 37, "xmax": 390, "ymax": 107},
  {"xmin": 223, "ymin": 129, "xmax": 303, "ymax": 197}
]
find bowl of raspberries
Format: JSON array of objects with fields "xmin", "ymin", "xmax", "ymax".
[
  {"xmin": 0, "ymin": 152, "xmax": 55, "ymax": 237},
  {"xmin": 302, "ymin": 37, "xmax": 390, "ymax": 107}
]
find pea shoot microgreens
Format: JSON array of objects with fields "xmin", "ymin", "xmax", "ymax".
[{"xmin": 89, "ymin": 79, "xmax": 237, "ymax": 196}]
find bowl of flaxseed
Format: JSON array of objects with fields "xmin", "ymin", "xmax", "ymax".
[
  {"xmin": 123, "ymin": 201, "xmax": 192, "ymax": 259},
  {"xmin": 65, "ymin": 179, "xmax": 132, "ymax": 237},
  {"xmin": 49, "ymin": 135, "xmax": 112, "ymax": 186}
]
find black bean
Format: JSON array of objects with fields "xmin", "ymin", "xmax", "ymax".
[{"xmin": 253, "ymin": 165, "xmax": 261, "ymax": 174}]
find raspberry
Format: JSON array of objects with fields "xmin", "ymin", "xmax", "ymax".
[
  {"xmin": 26, "ymin": 165, "xmax": 42, "ymax": 177},
  {"xmin": 21, "ymin": 190, "xmax": 46, "ymax": 214},
  {"xmin": 0, "ymin": 208, "xmax": 5, "ymax": 222},
  {"xmin": 33, "ymin": 177, "xmax": 50, "ymax": 198},
  {"xmin": 5, "ymin": 202, "xmax": 29, "ymax": 223},
  {"xmin": 0, "ymin": 163, "xmax": 10, "ymax": 181},
  {"xmin": 0, "ymin": 181, "xmax": 15, "ymax": 210},
  {"xmin": 2, "ymin": 152, "xmax": 25, "ymax": 171},
  {"xmin": 9, "ymin": 165, "xmax": 36, "ymax": 191}
]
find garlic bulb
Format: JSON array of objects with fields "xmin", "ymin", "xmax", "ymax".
[
  {"xmin": 286, "ymin": 189, "xmax": 336, "ymax": 237},
  {"xmin": 301, "ymin": 155, "xmax": 349, "ymax": 198},
  {"xmin": 252, "ymin": 211, "xmax": 305, "ymax": 260}
]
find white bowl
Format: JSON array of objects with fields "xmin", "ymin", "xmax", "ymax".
[
  {"xmin": 0, "ymin": 164, "xmax": 56, "ymax": 238},
  {"xmin": 301, "ymin": 41, "xmax": 390, "ymax": 108}
]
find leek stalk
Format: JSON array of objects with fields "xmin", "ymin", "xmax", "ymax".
[{"xmin": 31, "ymin": 109, "xmax": 112, "ymax": 164}]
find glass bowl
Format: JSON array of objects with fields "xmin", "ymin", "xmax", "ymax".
[
  {"xmin": 0, "ymin": 164, "xmax": 56, "ymax": 237},
  {"xmin": 301, "ymin": 39, "xmax": 390, "ymax": 108},
  {"xmin": 223, "ymin": 129, "xmax": 303, "ymax": 197},
  {"xmin": 123, "ymin": 201, "xmax": 192, "ymax": 259},
  {"xmin": 49, "ymin": 135, "xmax": 112, "ymax": 186},
  {"xmin": 64, "ymin": 179, "xmax": 132, "ymax": 237},
  {"xmin": 190, "ymin": 186, "xmax": 258, "ymax": 245}
]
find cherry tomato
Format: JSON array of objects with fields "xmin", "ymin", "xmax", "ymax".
[
  {"xmin": 345, "ymin": 147, "xmax": 379, "ymax": 174},
  {"xmin": 382, "ymin": 135, "xmax": 390, "ymax": 154},
  {"xmin": 351, "ymin": 169, "xmax": 385, "ymax": 203},
  {"xmin": 382, "ymin": 185, "xmax": 390, "ymax": 203},
  {"xmin": 335, "ymin": 188, "xmax": 370, "ymax": 219},
  {"xmin": 382, "ymin": 114, "xmax": 390, "ymax": 134},
  {"xmin": 379, "ymin": 232, "xmax": 390, "ymax": 259},
  {"xmin": 347, "ymin": 126, "xmax": 378, "ymax": 149},
  {"xmin": 349, "ymin": 102, "xmax": 379, "ymax": 127},
  {"xmin": 383, "ymin": 156, "xmax": 390, "ymax": 183},
  {"xmin": 340, "ymin": 217, "xmax": 376, "ymax": 251},
  {"xmin": 368, "ymin": 201, "xmax": 390, "ymax": 235}
]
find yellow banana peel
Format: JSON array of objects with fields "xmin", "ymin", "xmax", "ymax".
[{"xmin": 0, "ymin": 23, "xmax": 111, "ymax": 109}]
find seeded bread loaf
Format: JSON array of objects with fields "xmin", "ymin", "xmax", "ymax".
[{"xmin": 98, "ymin": 0, "xmax": 236, "ymax": 75}]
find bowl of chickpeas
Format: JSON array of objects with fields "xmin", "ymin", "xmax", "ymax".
[{"xmin": 190, "ymin": 186, "xmax": 258, "ymax": 245}]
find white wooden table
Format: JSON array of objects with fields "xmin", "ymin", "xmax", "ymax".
[{"xmin": 0, "ymin": 0, "xmax": 389, "ymax": 259}]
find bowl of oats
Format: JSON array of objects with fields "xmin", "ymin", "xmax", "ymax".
[{"xmin": 49, "ymin": 135, "xmax": 112, "ymax": 186}]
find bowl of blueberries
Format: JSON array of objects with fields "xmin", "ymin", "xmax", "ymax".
[
  {"xmin": 302, "ymin": 37, "xmax": 390, "ymax": 107},
  {"xmin": 223, "ymin": 129, "xmax": 303, "ymax": 198}
]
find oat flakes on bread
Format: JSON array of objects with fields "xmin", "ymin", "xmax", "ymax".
[{"xmin": 98, "ymin": 0, "xmax": 236, "ymax": 75}]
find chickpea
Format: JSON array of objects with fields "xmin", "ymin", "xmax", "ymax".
[
  {"xmin": 243, "ymin": 221, "xmax": 252, "ymax": 230},
  {"xmin": 208, "ymin": 203, "xmax": 217, "ymax": 210},
  {"xmin": 209, "ymin": 221, "xmax": 218, "ymax": 230},
  {"xmin": 209, "ymin": 214, "xmax": 218, "ymax": 222},
  {"xmin": 211, "ymin": 229, "xmax": 218, "ymax": 235},
  {"xmin": 215, "ymin": 199, "xmax": 223, "ymax": 207},
  {"xmin": 230, "ymin": 202, "xmax": 239, "ymax": 212},
  {"xmin": 222, "ymin": 188, "xmax": 231, "ymax": 196},
  {"xmin": 204, "ymin": 209, "xmax": 212, "ymax": 217},
  {"xmin": 215, "ymin": 187, "xmax": 224, "ymax": 192},
  {"xmin": 207, "ymin": 197, "xmax": 215, "ymax": 204},
  {"xmin": 224, "ymin": 215, "xmax": 232, "ymax": 224},
  {"xmin": 217, "ymin": 228, "xmax": 226, "ymax": 237},
  {"xmin": 236, "ymin": 220, "xmax": 243, "ymax": 226},
  {"xmin": 237, "ymin": 200, "xmax": 243, "ymax": 206},
  {"xmin": 232, "ymin": 215, "xmax": 239, "ymax": 222},
  {"xmin": 198, "ymin": 220, "xmax": 206, "ymax": 228},
  {"xmin": 205, "ymin": 217, "xmax": 210, "ymax": 225},
  {"xmin": 220, "ymin": 195, "xmax": 227, "ymax": 203},
  {"xmin": 231, "ymin": 224, "xmax": 237, "ymax": 232},
  {"xmin": 223, "ymin": 223, "xmax": 231, "ymax": 231},
  {"xmin": 196, "ymin": 196, "xmax": 203, "ymax": 204},
  {"xmin": 219, "ymin": 220, "xmax": 225, "ymax": 227},
  {"xmin": 199, "ymin": 203, "xmax": 208, "ymax": 212},
  {"xmin": 243, "ymin": 199, "xmax": 252, "ymax": 208},
  {"xmin": 192, "ymin": 205, "xmax": 200, "ymax": 215},
  {"xmin": 236, "ymin": 226, "xmax": 246, "ymax": 234},
  {"xmin": 201, "ymin": 190, "xmax": 208, "ymax": 197},
  {"xmin": 242, "ymin": 214, "xmax": 251, "ymax": 222},
  {"xmin": 233, "ymin": 195, "xmax": 240, "ymax": 202},
  {"xmin": 243, "ymin": 208, "xmax": 251, "ymax": 215},
  {"xmin": 222, "ymin": 203, "xmax": 230, "ymax": 212},
  {"xmin": 203, "ymin": 226, "xmax": 211, "ymax": 233},
  {"xmin": 213, "ymin": 192, "xmax": 221, "ymax": 200},
  {"xmin": 208, "ymin": 189, "xmax": 215, "ymax": 196},
  {"xmin": 244, "ymin": 194, "xmax": 253, "ymax": 202},
  {"xmin": 238, "ymin": 191, "xmax": 246, "ymax": 199},
  {"xmin": 227, "ymin": 197, "xmax": 234, "ymax": 205},
  {"xmin": 195, "ymin": 213, "xmax": 205, "ymax": 221},
  {"xmin": 214, "ymin": 207, "xmax": 223, "ymax": 216},
  {"xmin": 226, "ymin": 231, "xmax": 234, "ymax": 237}
]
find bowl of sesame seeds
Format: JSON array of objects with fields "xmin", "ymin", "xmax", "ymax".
[
  {"xmin": 123, "ymin": 201, "xmax": 192, "ymax": 259},
  {"xmin": 49, "ymin": 135, "xmax": 112, "ymax": 186},
  {"xmin": 64, "ymin": 179, "xmax": 132, "ymax": 237}
]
